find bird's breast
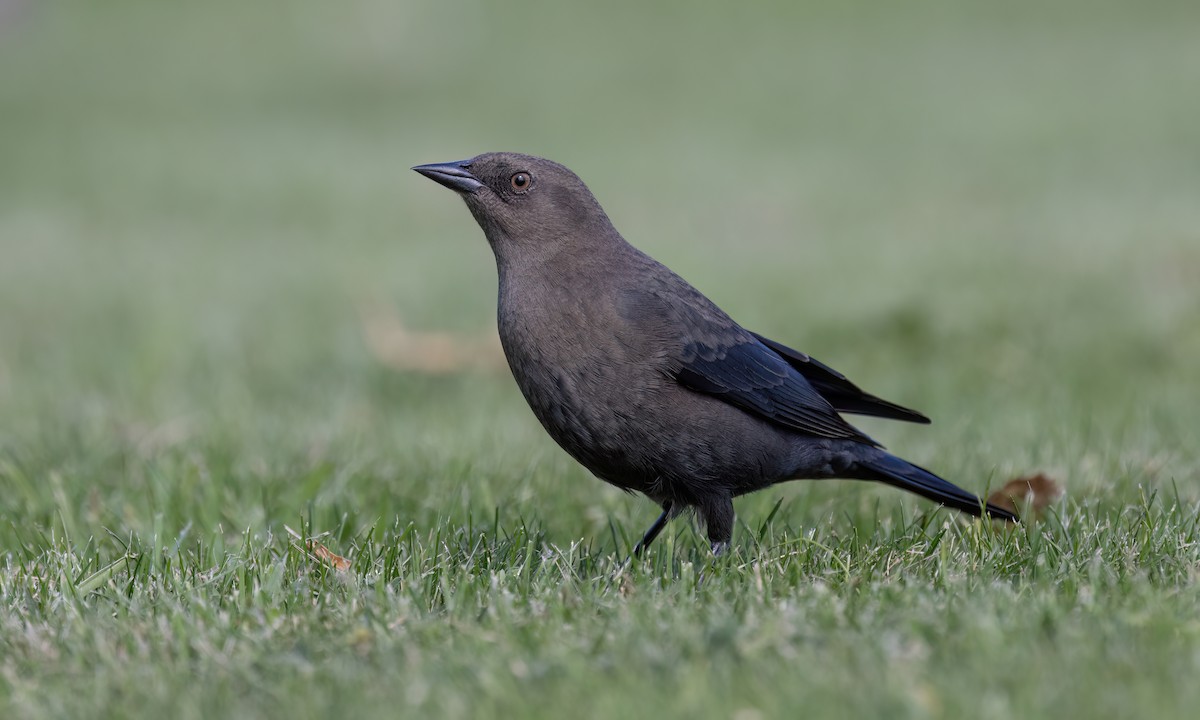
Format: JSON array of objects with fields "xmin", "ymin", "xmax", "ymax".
[
  {"xmin": 497, "ymin": 283, "xmax": 644, "ymax": 415},
  {"xmin": 494, "ymin": 277, "xmax": 669, "ymax": 486}
]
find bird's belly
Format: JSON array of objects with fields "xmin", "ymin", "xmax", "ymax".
[
  {"xmin": 503, "ymin": 340, "xmax": 789, "ymax": 497},
  {"xmin": 502, "ymin": 343, "xmax": 654, "ymax": 491},
  {"xmin": 496, "ymin": 290, "xmax": 793, "ymax": 498}
]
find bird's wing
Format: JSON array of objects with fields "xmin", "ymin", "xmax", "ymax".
[
  {"xmin": 673, "ymin": 334, "xmax": 878, "ymax": 444},
  {"xmin": 750, "ymin": 332, "xmax": 931, "ymax": 424},
  {"xmin": 616, "ymin": 268, "xmax": 876, "ymax": 445}
]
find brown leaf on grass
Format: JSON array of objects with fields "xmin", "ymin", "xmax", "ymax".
[
  {"xmin": 308, "ymin": 540, "xmax": 352, "ymax": 572},
  {"xmin": 284, "ymin": 525, "xmax": 351, "ymax": 572},
  {"xmin": 987, "ymin": 473, "xmax": 1065, "ymax": 518},
  {"xmin": 360, "ymin": 304, "xmax": 505, "ymax": 374}
]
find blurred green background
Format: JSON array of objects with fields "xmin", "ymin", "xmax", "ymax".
[
  {"xmin": 2, "ymin": 0, "xmax": 1196, "ymax": 533},
  {"xmin": 2, "ymin": 0, "xmax": 1199, "ymax": 717}
]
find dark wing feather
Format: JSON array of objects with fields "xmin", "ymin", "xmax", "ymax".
[
  {"xmin": 750, "ymin": 332, "xmax": 931, "ymax": 424},
  {"xmin": 613, "ymin": 254, "xmax": 883, "ymax": 445},
  {"xmin": 673, "ymin": 336, "xmax": 879, "ymax": 445}
]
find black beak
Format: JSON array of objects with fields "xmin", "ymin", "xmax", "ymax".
[{"xmin": 412, "ymin": 160, "xmax": 483, "ymax": 194}]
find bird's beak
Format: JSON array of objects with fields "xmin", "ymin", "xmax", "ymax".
[{"xmin": 412, "ymin": 160, "xmax": 483, "ymax": 194}]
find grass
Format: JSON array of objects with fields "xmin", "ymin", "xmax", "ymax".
[{"xmin": 2, "ymin": 0, "xmax": 1199, "ymax": 717}]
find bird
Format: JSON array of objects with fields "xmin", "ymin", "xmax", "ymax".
[{"xmin": 413, "ymin": 152, "xmax": 1018, "ymax": 555}]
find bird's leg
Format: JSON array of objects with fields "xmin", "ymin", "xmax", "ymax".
[
  {"xmin": 701, "ymin": 493, "xmax": 735, "ymax": 556},
  {"xmin": 694, "ymin": 495, "xmax": 735, "ymax": 586},
  {"xmin": 633, "ymin": 501, "xmax": 673, "ymax": 556}
]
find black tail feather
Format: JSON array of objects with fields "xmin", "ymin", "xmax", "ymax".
[{"xmin": 858, "ymin": 453, "xmax": 1018, "ymax": 522}]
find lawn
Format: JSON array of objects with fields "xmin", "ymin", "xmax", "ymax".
[{"xmin": 2, "ymin": 1, "xmax": 1199, "ymax": 717}]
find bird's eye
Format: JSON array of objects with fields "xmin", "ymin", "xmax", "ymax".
[{"xmin": 510, "ymin": 172, "xmax": 531, "ymax": 191}]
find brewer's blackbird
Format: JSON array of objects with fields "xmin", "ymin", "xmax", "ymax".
[{"xmin": 413, "ymin": 152, "xmax": 1018, "ymax": 555}]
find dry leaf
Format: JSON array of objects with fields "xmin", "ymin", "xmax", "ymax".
[
  {"xmin": 987, "ymin": 473, "xmax": 1065, "ymax": 518},
  {"xmin": 284, "ymin": 525, "xmax": 352, "ymax": 572},
  {"xmin": 308, "ymin": 540, "xmax": 351, "ymax": 571}
]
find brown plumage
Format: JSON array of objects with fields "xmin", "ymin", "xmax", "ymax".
[{"xmin": 414, "ymin": 152, "xmax": 1017, "ymax": 554}]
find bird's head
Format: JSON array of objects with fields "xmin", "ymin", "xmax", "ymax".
[{"xmin": 412, "ymin": 152, "xmax": 616, "ymax": 262}]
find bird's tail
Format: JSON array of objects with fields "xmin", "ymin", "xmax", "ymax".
[{"xmin": 855, "ymin": 452, "xmax": 1018, "ymax": 522}]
